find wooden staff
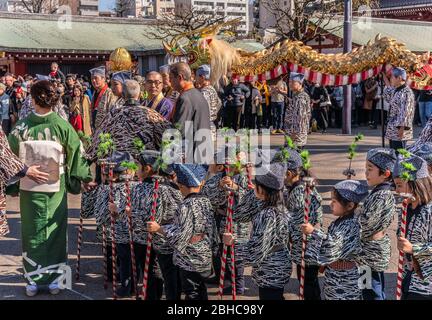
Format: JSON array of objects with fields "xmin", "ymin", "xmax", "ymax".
[
  {"xmin": 75, "ymin": 217, "xmax": 84, "ymax": 281},
  {"xmin": 100, "ymin": 161, "xmax": 108, "ymax": 290},
  {"xmin": 102, "ymin": 224, "xmax": 108, "ymax": 290},
  {"xmin": 141, "ymin": 178, "xmax": 159, "ymax": 300},
  {"xmin": 227, "ymin": 190, "xmax": 236, "ymax": 300},
  {"xmin": 299, "ymin": 178, "xmax": 313, "ymax": 300},
  {"xmin": 125, "ymin": 176, "xmax": 138, "ymax": 300},
  {"xmin": 218, "ymin": 165, "xmax": 236, "ymax": 300},
  {"xmin": 108, "ymin": 163, "xmax": 118, "ymax": 300},
  {"xmin": 246, "ymin": 163, "xmax": 254, "ymax": 190},
  {"xmin": 396, "ymin": 196, "xmax": 410, "ymax": 300}
]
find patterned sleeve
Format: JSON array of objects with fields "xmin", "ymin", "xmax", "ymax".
[
  {"xmin": 233, "ymin": 189, "xmax": 264, "ymax": 223},
  {"xmin": 80, "ymin": 187, "xmax": 100, "ymax": 218},
  {"xmin": 412, "ymin": 212, "xmax": 432, "ymax": 259},
  {"xmin": 394, "ymin": 90, "xmax": 414, "ymax": 128},
  {"xmin": 201, "ymin": 174, "xmax": 227, "ymax": 207},
  {"xmin": 0, "ymin": 128, "xmax": 25, "ymax": 184},
  {"xmin": 383, "ymin": 86, "xmax": 395, "ymax": 103},
  {"xmin": 163, "ymin": 204, "xmax": 194, "ymax": 254},
  {"xmin": 306, "ymin": 220, "xmax": 361, "ymax": 266},
  {"xmin": 239, "ymin": 209, "xmax": 276, "ymax": 267}
]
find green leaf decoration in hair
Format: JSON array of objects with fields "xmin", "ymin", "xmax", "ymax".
[
  {"xmin": 121, "ymin": 161, "xmax": 138, "ymax": 172},
  {"xmin": 400, "ymin": 171, "xmax": 413, "ymax": 182},
  {"xmin": 300, "ymin": 150, "xmax": 312, "ymax": 170},
  {"xmin": 284, "ymin": 136, "xmax": 296, "ymax": 150},
  {"xmin": 399, "ymin": 160, "xmax": 417, "ymax": 182},
  {"xmin": 354, "ymin": 133, "xmax": 364, "ymax": 143},
  {"xmin": 133, "ymin": 138, "xmax": 145, "ymax": 153},
  {"xmin": 398, "ymin": 148, "xmax": 411, "ymax": 159},
  {"xmin": 277, "ymin": 147, "xmax": 291, "ymax": 163},
  {"xmin": 97, "ymin": 133, "xmax": 115, "ymax": 158}
]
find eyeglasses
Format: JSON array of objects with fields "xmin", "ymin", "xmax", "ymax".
[{"xmin": 146, "ymin": 80, "xmax": 162, "ymax": 86}]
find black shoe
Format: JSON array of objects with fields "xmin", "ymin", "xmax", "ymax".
[
  {"xmin": 116, "ymin": 280, "xmax": 132, "ymax": 297},
  {"xmin": 223, "ymin": 286, "xmax": 245, "ymax": 295}
]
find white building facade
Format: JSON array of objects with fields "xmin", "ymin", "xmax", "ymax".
[{"xmin": 175, "ymin": 0, "xmax": 249, "ymax": 34}]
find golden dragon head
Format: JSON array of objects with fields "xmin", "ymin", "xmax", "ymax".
[{"xmin": 162, "ymin": 18, "xmax": 241, "ymax": 70}]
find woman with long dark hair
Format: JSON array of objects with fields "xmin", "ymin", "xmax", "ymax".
[
  {"xmin": 8, "ymin": 80, "xmax": 93, "ymax": 297},
  {"xmin": 69, "ymin": 84, "xmax": 92, "ymax": 136}
]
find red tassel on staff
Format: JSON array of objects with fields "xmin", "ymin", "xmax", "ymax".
[
  {"xmin": 125, "ymin": 177, "xmax": 138, "ymax": 300},
  {"xmin": 75, "ymin": 217, "xmax": 84, "ymax": 281},
  {"xmin": 109, "ymin": 164, "xmax": 118, "ymax": 300},
  {"xmin": 299, "ymin": 182, "xmax": 312, "ymax": 300},
  {"xmin": 396, "ymin": 198, "xmax": 409, "ymax": 301},
  {"xmin": 141, "ymin": 178, "xmax": 159, "ymax": 300}
]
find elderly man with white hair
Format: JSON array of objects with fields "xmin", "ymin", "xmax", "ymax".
[{"xmin": 86, "ymin": 79, "xmax": 173, "ymax": 162}]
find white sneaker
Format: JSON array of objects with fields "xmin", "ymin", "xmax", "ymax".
[
  {"xmin": 25, "ymin": 284, "xmax": 38, "ymax": 297},
  {"xmin": 48, "ymin": 283, "xmax": 60, "ymax": 295}
]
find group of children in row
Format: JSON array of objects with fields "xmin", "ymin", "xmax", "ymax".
[{"xmin": 80, "ymin": 141, "xmax": 432, "ymax": 300}]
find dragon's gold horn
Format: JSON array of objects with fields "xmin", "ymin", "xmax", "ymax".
[{"xmin": 163, "ymin": 39, "xmax": 184, "ymax": 56}]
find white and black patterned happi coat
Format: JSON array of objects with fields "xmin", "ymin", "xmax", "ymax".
[
  {"xmin": 355, "ymin": 182, "xmax": 396, "ymax": 272},
  {"xmin": 408, "ymin": 117, "xmax": 432, "ymax": 153},
  {"xmin": 306, "ymin": 213, "xmax": 362, "ymax": 300},
  {"xmin": 237, "ymin": 206, "xmax": 292, "ymax": 289},
  {"xmin": 284, "ymin": 182, "xmax": 323, "ymax": 265},
  {"xmin": 85, "ymin": 104, "xmax": 172, "ymax": 162},
  {"xmin": 200, "ymin": 85, "xmax": 222, "ymax": 141},
  {"xmin": 402, "ymin": 202, "xmax": 432, "ymax": 296},
  {"xmin": 80, "ymin": 182, "xmax": 139, "ymax": 244},
  {"xmin": 0, "ymin": 128, "xmax": 25, "ymax": 236},
  {"xmin": 130, "ymin": 178, "xmax": 183, "ymax": 251},
  {"xmin": 233, "ymin": 189, "xmax": 266, "ymax": 224},
  {"xmin": 284, "ymin": 91, "xmax": 311, "ymax": 147},
  {"xmin": 163, "ymin": 193, "xmax": 219, "ymax": 274},
  {"xmin": 384, "ymin": 85, "xmax": 415, "ymax": 141},
  {"xmin": 201, "ymin": 172, "xmax": 250, "ymax": 244}
]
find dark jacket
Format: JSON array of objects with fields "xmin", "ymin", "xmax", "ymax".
[
  {"xmin": 224, "ymin": 83, "xmax": 251, "ymax": 107},
  {"xmin": 171, "ymin": 88, "xmax": 211, "ymax": 162}
]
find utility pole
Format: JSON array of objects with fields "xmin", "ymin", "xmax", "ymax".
[{"xmin": 342, "ymin": 0, "xmax": 352, "ymax": 134}]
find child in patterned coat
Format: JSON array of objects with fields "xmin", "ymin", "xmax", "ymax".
[
  {"xmin": 80, "ymin": 151, "xmax": 134, "ymax": 285},
  {"xmin": 147, "ymin": 164, "xmax": 218, "ymax": 300},
  {"xmin": 393, "ymin": 154, "xmax": 432, "ymax": 300},
  {"xmin": 201, "ymin": 148, "xmax": 250, "ymax": 294},
  {"xmin": 301, "ymin": 180, "xmax": 368, "ymax": 300},
  {"xmin": 282, "ymin": 148, "xmax": 323, "ymax": 300},
  {"xmin": 224, "ymin": 162, "xmax": 292, "ymax": 300},
  {"xmin": 128, "ymin": 150, "xmax": 183, "ymax": 300},
  {"xmin": 357, "ymin": 148, "xmax": 397, "ymax": 300}
]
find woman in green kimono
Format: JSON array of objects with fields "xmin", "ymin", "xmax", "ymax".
[{"xmin": 8, "ymin": 80, "xmax": 94, "ymax": 297}]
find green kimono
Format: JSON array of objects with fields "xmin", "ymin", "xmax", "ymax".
[{"xmin": 7, "ymin": 112, "xmax": 92, "ymax": 286}]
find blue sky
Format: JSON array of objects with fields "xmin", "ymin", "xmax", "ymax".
[{"xmin": 99, "ymin": 0, "xmax": 115, "ymax": 11}]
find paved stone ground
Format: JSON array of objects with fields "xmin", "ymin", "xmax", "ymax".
[{"xmin": 0, "ymin": 126, "xmax": 422, "ymax": 300}]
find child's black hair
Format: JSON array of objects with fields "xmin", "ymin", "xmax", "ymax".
[
  {"xmin": 255, "ymin": 181, "xmax": 285, "ymax": 209},
  {"xmin": 332, "ymin": 188, "xmax": 359, "ymax": 213}
]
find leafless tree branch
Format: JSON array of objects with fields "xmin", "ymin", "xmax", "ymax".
[
  {"xmin": 147, "ymin": 7, "xmax": 239, "ymax": 42},
  {"xmin": 259, "ymin": 0, "xmax": 378, "ymax": 43}
]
